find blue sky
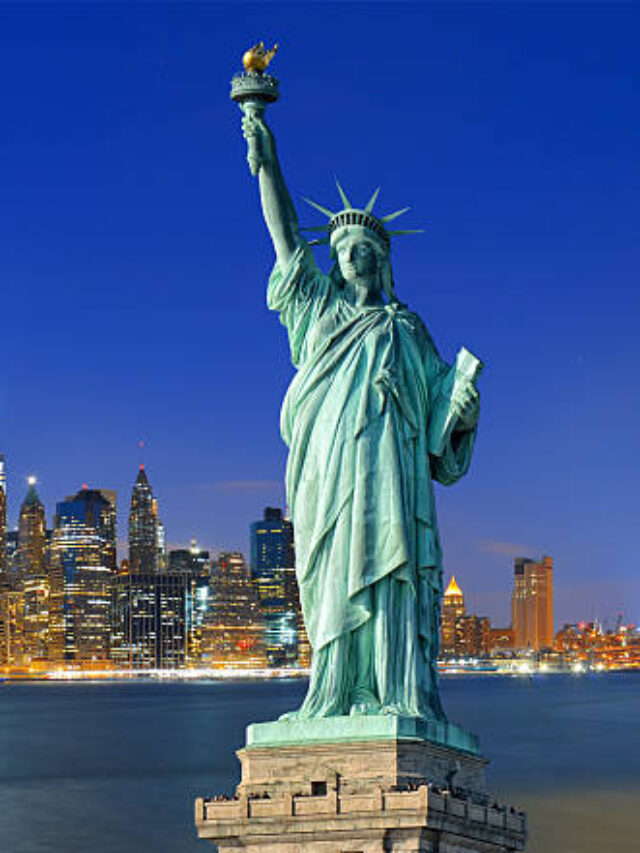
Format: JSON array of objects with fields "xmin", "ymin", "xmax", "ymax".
[{"xmin": 1, "ymin": 2, "xmax": 639, "ymax": 627}]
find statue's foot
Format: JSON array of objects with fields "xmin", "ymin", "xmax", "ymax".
[
  {"xmin": 278, "ymin": 710, "xmax": 302, "ymax": 721},
  {"xmin": 349, "ymin": 701, "xmax": 380, "ymax": 716},
  {"xmin": 380, "ymin": 703, "xmax": 408, "ymax": 716},
  {"xmin": 380, "ymin": 703, "xmax": 447, "ymax": 722},
  {"xmin": 349, "ymin": 687, "xmax": 381, "ymax": 717}
]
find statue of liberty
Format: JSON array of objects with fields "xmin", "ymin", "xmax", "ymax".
[{"xmin": 240, "ymin": 94, "xmax": 481, "ymax": 723}]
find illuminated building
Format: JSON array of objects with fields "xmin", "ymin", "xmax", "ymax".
[
  {"xmin": 129, "ymin": 465, "xmax": 163, "ymax": 573},
  {"xmin": 511, "ymin": 555, "xmax": 554, "ymax": 650},
  {"xmin": 16, "ymin": 478, "xmax": 46, "ymax": 580},
  {"xmin": 488, "ymin": 626, "xmax": 514, "ymax": 652},
  {"xmin": 456, "ymin": 615, "xmax": 491, "ymax": 658},
  {"xmin": 439, "ymin": 576, "xmax": 491, "ymax": 659},
  {"xmin": 168, "ymin": 539, "xmax": 210, "ymax": 575},
  {"xmin": 0, "ymin": 454, "xmax": 6, "ymax": 582},
  {"xmin": 0, "ymin": 589, "xmax": 25, "ymax": 666},
  {"xmin": 154, "ymin": 501, "xmax": 166, "ymax": 571},
  {"xmin": 5, "ymin": 530, "xmax": 18, "ymax": 573},
  {"xmin": 198, "ymin": 552, "xmax": 265, "ymax": 667},
  {"xmin": 15, "ymin": 479, "xmax": 49, "ymax": 661},
  {"xmin": 250, "ymin": 507, "xmax": 307, "ymax": 667},
  {"xmin": 91, "ymin": 489, "xmax": 117, "ymax": 571},
  {"xmin": 112, "ymin": 570, "xmax": 206, "ymax": 669},
  {"xmin": 440, "ymin": 576, "xmax": 465, "ymax": 657},
  {"xmin": 552, "ymin": 621, "xmax": 640, "ymax": 669},
  {"xmin": 48, "ymin": 488, "xmax": 114, "ymax": 664}
]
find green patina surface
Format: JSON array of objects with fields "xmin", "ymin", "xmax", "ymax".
[
  {"xmin": 246, "ymin": 715, "xmax": 480, "ymax": 755},
  {"xmin": 235, "ymin": 61, "xmax": 482, "ymax": 728}
]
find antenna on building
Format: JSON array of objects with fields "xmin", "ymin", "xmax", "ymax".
[{"xmin": 138, "ymin": 438, "xmax": 147, "ymax": 470}]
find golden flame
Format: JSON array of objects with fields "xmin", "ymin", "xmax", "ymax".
[{"xmin": 242, "ymin": 41, "xmax": 278, "ymax": 73}]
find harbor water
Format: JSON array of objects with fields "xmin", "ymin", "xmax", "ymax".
[{"xmin": 0, "ymin": 674, "xmax": 638, "ymax": 852}]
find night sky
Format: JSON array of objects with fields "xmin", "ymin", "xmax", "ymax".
[{"xmin": 1, "ymin": 3, "xmax": 638, "ymax": 628}]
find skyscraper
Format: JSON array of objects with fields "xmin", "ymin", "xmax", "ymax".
[
  {"xmin": 0, "ymin": 454, "xmax": 6, "ymax": 582},
  {"xmin": 198, "ymin": 551, "xmax": 264, "ymax": 667},
  {"xmin": 49, "ymin": 487, "xmax": 114, "ymax": 664},
  {"xmin": 511, "ymin": 555, "xmax": 554, "ymax": 650},
  {"xmin": 129, "ymin": 465, "xmax": 162, "ymax": 573},
  {"xmin": 250, "ymin": 507, "xmax": 306, "ymax": 667},
  {"xmin": 16, "ymin": 478, "xmax": 46, "ymax": 580},
  {"xmin": 168, "ymin": 539, "xmax": 211, "ymax": 575},
  {"xmin": 0, "ymin": 589, "xmax": 25, "ymax": 666},
  {"xmin": 440, "ymin": 575, "xmax": 491, "ymax": 659},
  {"xmin": 111, "ymin": 570, "xmax": 202, "ymax": 669},
  {"xmin": 440, "ymin": 576, "xmax": 466, "ymax": 658},
  {"xmin": 456, "ymin": 614, "xmax": 491, "ymax": 659},
  {"xmin": 16, "ymin": 478, "xmax": 49, "ymax": 662}
]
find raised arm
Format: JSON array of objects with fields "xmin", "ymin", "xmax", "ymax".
[{"xmin": 241, "ymin": 112, "xmax": 299, "ymax": 269}]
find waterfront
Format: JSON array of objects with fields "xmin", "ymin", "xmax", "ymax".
[{"xmin": 0, "ymin": 674, "xmax": 638, "ymax": 852}]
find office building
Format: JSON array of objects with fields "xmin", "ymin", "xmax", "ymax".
[
  {"xmin": 0, "ymin": 455, "xmax": 6, "ymax": 580},
  {"xmin": 488, "ymin": 626, "xmax": 515, "ymax": 653},
  {"xmin": 511, "ymin": 555, "xmax": 554, "ymax": 650},
  {"xmin": 198, "ymin": 552, "xmax": 264, "ymax": 667},
  {"xmin": 440, "ymin": 575, "xmax": 492, "ymax": 659},
  {"xmin": 168, "ymin": 539, "xmax": 210, "ymax": 575},
  {"xmin": 456, "ymin": 614, "xmax": 491, "ymax": 658},
  {"xmin": 250, "ymin": 507, "xmax": 307, "ymax": 667},
  {"xmin": 112, "ymin": 570, "xmax": 205, "ymax": 669},
  {"xmin": 15, "ymin": 478, "xmax": 47, "ymax": 580},
  {"xmin": 48, "ymin": 487, "xmax": 114, "ymax": 664},
  {"xmin": 129, "ymin": 465, "xmax": 163, "ymax": 573},
  {"xmin": 0, "ymin": 589, "xmax": 25, "ymax": 667},
  {"xmin": 440, "ymin": 576, "xmax": 466, "ymax": 658},
  {"xmin": 14, "ymin": 479, "xmax": 49, "ymax": 661}
]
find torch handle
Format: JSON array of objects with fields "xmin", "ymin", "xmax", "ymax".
[{"xmin": 242, "ymin": 100, "xmax": 267, "ymax": 177}]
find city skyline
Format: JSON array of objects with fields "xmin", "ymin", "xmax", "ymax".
[
  {"xmin": 0, "ymin": 454, "xmax": 632, "ymax": 633},
  {"xmin": 1, "ymin": 4, "xmax": 639, "ymax": 628},
  {"xmin": 1, "ymin": 450, "xmax": 637, "ymax": 672}
]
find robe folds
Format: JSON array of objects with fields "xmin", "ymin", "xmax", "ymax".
[{"xmin": 268, "ymin": 243, "xmax": 477, "ymax": 719}]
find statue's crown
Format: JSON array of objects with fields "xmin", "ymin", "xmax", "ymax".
[{"xmin": 302, "ymin": 181, "xmax": 423, "ymax": 250}]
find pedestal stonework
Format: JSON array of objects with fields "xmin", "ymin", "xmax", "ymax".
[{"xmin": 195, "ymin": 717, "xmax": 527, "ymax": 852}]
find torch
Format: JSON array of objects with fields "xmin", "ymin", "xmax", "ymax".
[{"xmin": 231, "ymin": 42, "xmax": 280, "ymax": 176}]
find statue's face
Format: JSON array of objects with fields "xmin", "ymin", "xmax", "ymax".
[{"xmin": 334, "ymin": 231, "xmax": 379, "ymax": 284}]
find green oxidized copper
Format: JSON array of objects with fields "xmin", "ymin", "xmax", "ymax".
[{"xmin": 234, "ymin": 50, "xmax": 482, "ymax": 731}]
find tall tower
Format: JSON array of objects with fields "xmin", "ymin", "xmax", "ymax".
[
  {"xmin": 440, "ymin": 576, "xmax": 466, "ymax": 658},
  {"xmin": 153, "ymin": 499, "xmax": 166, "ymax": 571},
  {"xmin": 16, "ymin": 477, "xmax": 47, "ymax": 581},
  {"xmin": 129, "ymin": 465, "xmax": 160, "ymax": 573},
  {"xmin": 511, "ymin": 555, "xmax": 554, "ymax": 650},
  {"xmin": 95, "ymin": 489, "xmax": 117, "ymax": 571},
  {"xmin": 250, "ymin": 507, "xmax": 307, "ymax": 667},
  {"xmin": 0, "ymin": 455, "xmax": 6, "ymax": 581},
  {"xmin": 15, "ymin": 478, "xmax": 49, "ymax": 662},
  {"xmin": 49, "ymin": 488, "xmax": 114, "ymax": 663}
]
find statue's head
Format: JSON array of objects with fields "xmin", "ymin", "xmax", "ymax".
[
  {"xmin": 330, "ymin": 226, "xmax": 393, "ymax": 303},
  {"xmin": 303, "ymin": 182, "xmax": 423, "ymax": 304}
]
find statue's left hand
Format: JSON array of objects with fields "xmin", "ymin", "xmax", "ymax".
[{"xmin": 452, "ymin": 380, "xmax": 480, "ymax": 430}]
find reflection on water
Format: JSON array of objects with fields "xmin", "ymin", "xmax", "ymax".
[{"xmin": 0, "ymin": 674, "xmax": 638, "ymax": 852}]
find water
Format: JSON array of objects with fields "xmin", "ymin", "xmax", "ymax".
[{"xmin": 0, "ymin": 674, "xmax": 638, "ymax": 852}]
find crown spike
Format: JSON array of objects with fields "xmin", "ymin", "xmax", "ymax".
[
  {"xmin": 335, "ymin": 179, "xmax": 352, "ymax": 210},
  {"xmin": 303, "ymin": 197, "xmax": 336, "ymax": 218},
  {"xmin": 300, "ymin": 225, "xmax": 331, "ymax": 232},
  {"xmin": 381, "ymin": 207, "xmax": 410, "ymax": 223},
  {"xmin": 308, "ymin": 237, "xmax": 331, "ymax": 246},
  {"xmin": 388, "ymin": 228, "xmax": 425, "ymax": 236},
  {"xmin": 364, "ymin": 187, "xmax": 381, "ymax": 213}
]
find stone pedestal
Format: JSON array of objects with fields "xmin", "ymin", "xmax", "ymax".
[{"xmin": 195, "ymin": 716, "xmax": 527, "ymax": 853}]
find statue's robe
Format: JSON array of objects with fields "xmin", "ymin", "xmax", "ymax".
[{"xmin": 268, "ymin": 244, "xmax": 477, "ymax": 719}]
